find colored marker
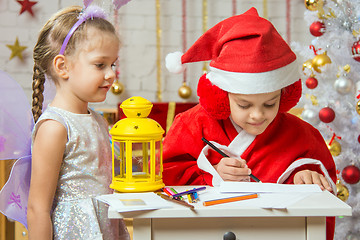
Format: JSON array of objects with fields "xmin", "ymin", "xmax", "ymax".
[
  {"xmin": 162, "ymin": 187, "xmax": 174, "ymax": 197},
  {"xmin": 171, "ymin": 186, "xmax": 207, "ymax": 198},
  {"xmin": 156, "ymin": 193, "xmax": 195, "ymax": 209},
  {"xmin": 170, "ymin": 187, "xmax": 184, "ymax": 200},
  {"xmin": 193, "ymin": 192, "xmax": 199, "ymax": 202},
  {"xmin": 187, "ymin": 193, "xmax": 193, "ymax": 203},
  {"xmin": 203, "ymin": 193, "xmax": 259, "ymax": 206}
]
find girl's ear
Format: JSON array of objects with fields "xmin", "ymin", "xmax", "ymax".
[
  {"xmin": 278, "ymin": 79, "xmax": 302, "ymax": 113},
  {"xmin": 53, "ymin": 55, "xmax": 69, "ymax": 79},
  {"xmin": 197, "ymin": 74, "xmax": 231, "ymax": 119}
]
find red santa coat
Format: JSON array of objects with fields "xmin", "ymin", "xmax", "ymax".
[{"xmin": 163, "ymin": 104, "xmax": 337, "ymax": 240}]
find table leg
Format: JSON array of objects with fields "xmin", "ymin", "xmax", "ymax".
[
  {"xmin": 133, "ymin": 218, "xmax": 152, "ymax": 240},
  {"xmin": 306, "ymin": 217, "xmax": 326, "ymax": 240}
]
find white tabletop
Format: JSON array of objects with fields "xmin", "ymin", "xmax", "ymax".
[{"xmin": 108, "ymin": 186, "xmax": 352, "ymax": 219}]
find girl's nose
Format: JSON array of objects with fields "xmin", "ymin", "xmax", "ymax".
[
  {"xmin": 105, "ymin": 68, "xmax": 116, "ymax": 80},
  {"xmin": 250, "ymin": 108, "xmax": 264, "ymax": 119}
]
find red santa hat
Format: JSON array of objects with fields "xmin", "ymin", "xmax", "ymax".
[{"xmin": 166, "ymin": 7, "xmax": 302, "ymax": 119}]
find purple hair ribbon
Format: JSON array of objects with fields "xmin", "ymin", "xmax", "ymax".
[
  {"xmin": 83, "ymin": 0, "xmax": 94, "ymax": 8},
  {"xmin": 59, "ymin": 5, "xmax": 107, "ymax": 55},
  {"xmin": 112, "ymin": 0, "xmax": 131, "ymax": 10}
]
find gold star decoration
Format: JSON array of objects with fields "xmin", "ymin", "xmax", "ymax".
[{"xmin": 6, "ymin": 37, "xmax": 27, "ymax": 61}]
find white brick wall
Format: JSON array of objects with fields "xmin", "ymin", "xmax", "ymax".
[{"xmin": 0, "ymin": 0, "xmax": 311, "ymax": 110}]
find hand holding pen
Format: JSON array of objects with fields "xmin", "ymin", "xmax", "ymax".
[{"xmin": 202, "ymin": 137, "xmax": 261, "ymax": 183}]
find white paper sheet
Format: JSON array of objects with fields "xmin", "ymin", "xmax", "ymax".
[
  {"xmin": 96, "ymin": 192, "xmax": 172, "ymax": 212},
  {"xmin": 220, "ymin": 182, "xmax": 322, "ymax": 193},
  {"xmin": 198, "ymin": 187, "xmax": 315, "ymax": 209}
]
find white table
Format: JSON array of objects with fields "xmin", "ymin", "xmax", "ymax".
[{"xmin": 108, "ymin": 186, "xmax": 352, "ymax": 240}]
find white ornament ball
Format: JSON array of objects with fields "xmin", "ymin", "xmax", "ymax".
[
  {"xmin": 301, "ymin": 109, "xmax": 320, "ymax": 125},
  {"xmin": 334, "ymin": 76, "xmax": 353, "ymax": 94}
]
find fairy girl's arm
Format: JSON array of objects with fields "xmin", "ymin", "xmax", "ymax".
[{"xmin": 27, "ymin": 120, "xmax": 67, "ymax": 240}]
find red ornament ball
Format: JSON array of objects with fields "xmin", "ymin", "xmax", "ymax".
[
  {"xmin": 319, "ymin": 107, "xmax": 335, "ymax": 123},
  {"xmin": 342, "ymin": 165, "xmax": 360, "ymax": 184},
  {"xmin": 358, "ymin": 134, "xmax": 360, "ymax": 144},
  {"xmin": 310, "ymin": 21, "xmax": 325, "ymax": 37},
  {"xmin": 351, "ymin": 40, "xmax": 360, "ymax": 62},
  {"xmin": 305, "ymin": 76, "xmax": 318, "ymax": 89}
]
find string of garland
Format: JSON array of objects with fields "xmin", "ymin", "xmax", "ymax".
[
  {"xmin": 110, "ymin": 7, "xmax": 124, "ymax": 95},
  {"xmin": 202, "ymin": 0, "xmax": 208, "ymax": 73},
  {"xmin": 232, "ymin": 0, "xmax": 236, "ymax": 16},
  {"xmin": 156, "ymin": 0, "xmax": 162, "ymax": 102},
  {"xmin": 262, "ymin": 0, "xmax": 268, "ymax": 19},
  {"xmin": 178, "ymin": 0, "xmax": 192, "ymax": 99},
  {"xmin": 286, "ymin": 0, "xmax": 291, "ymax": 43},
  {"xmin": 182, "ymin": 0, "xmax": 187, "ymax": 85}
]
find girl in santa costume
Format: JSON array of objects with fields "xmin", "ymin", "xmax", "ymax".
[{"xmin": 163, "ymin": 7, "xmax": 336, "ymax": 240}]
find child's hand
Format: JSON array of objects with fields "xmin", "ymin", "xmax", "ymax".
[
  {"xmin": 214, "ymin": 157, "xmax": 251, "ymax": 182},
  {"xmin": 294, "ymin": 170, "xmax": 333, "ymax": 192}
]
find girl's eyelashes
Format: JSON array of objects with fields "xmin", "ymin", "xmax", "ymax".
[
  {"xmin": 238, "ymin": 104, "xmax": 250, "ymax": 109},
  {"xmin": 264, "ymin": 103, "xmax": 276, "ymax": 108},
  {"xmin": 94, "ymin": 62, "xmax": 117, "ymax": 70},
  {"xmin": 237, "ymin": 103, "xmax": 276, "ymax": 109},
  {"xmin": 95, "ymin": 63, "xmax": 105, "ymax": 69}
]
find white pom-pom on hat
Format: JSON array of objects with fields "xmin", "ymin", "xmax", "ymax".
[{"xmin": 165, "ymin": 51, "xmax": 186, "ymax": 74}]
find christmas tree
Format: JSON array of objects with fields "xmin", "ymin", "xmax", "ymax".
[{"xmin": 292, "ymin": 0, "xmax": 360, "ymax": 239}]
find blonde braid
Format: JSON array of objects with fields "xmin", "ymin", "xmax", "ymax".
[{"xmin": 32, "ymin": 64, "xmax": 45, "ymax": 123}]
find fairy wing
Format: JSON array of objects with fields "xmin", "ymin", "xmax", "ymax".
[
  {"xmin": 0, "ymin": 155, "xmax": 31, "ymax": 228},
  {"xmin": 0, "ymin": 69, "xmax": 34, "ymax": 228},
  {"xmin": 0, "ymin": 70, "xmax": 33, "ymax": 159}
]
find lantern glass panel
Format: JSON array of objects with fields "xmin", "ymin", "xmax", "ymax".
[
  {"xmin": 155, "ymin": 140, "xmax": 161, "ymax": 176},
  {"xmin": 132, "ymin": 142, "xmax": 150, "ymax": 178},
  {"xmin": 113, "ymin": 141, "xmax": 125, "ymax": 178}
]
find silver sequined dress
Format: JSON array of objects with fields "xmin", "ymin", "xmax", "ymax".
[{"xmin": 32, "ymin": 106, "xmax": 129, "ymax": 240}]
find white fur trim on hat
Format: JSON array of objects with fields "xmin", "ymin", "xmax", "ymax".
[
  {"xmin": 165, "ymin": 51, "xmax": 186, "ymax": 74},
  {"xmin": 206, "ymin": 60, "xmax": 300, "ymax": 94}
]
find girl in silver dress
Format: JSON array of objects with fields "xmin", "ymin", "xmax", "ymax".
[{"xmin": 27, "ymin": 5, "xmax": 129, "ymax": 240}]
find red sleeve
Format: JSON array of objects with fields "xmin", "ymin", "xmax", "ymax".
[
  {"xmin": 162, "ymin": 113, "xmax": 211, "ymax": 186},
  {"xmin": 247, "ymin": 113, "xmax": 337, "ymax": 186},
  {"xmin": 162, "ymin": 105, "xmax": 235, "ymax": 186}
]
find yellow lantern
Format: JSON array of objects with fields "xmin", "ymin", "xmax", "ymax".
[{"xmin": 109, "ymin": 96, "xmax": 165, "ymax": 192}]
